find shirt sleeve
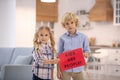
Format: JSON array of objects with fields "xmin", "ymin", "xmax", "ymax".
[
  {"xmin": 32, "ymin": 50, "xmax": 44, "ymax": 66},
  {"xmin": 83, "ymin": 36, "xmax": 91, "ymax": 53},
  {"xmin": 57, "ymin": 37, "xmax": 64, "ymax": 56}
]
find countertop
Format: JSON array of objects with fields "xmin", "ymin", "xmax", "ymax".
[{"xmin": 90, "ymin": 45, "xmax": 120, "ymax": 49}]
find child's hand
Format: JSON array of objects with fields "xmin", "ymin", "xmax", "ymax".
[
  {"xmin": 84, "ymin": 53, "xmax": 90, "ymax": 58},
  {"xmin": 43, "ymin": 59, "xmax": 60, "ymax": 64},
  {"xmin": 52, "ymin": 58, "xmax": 60, "ymax": 64},
  {"xmin": 43, "ymin": 60, "xmax": 51, "ymax": 64},
  {"xmin": 57, "ymin": 70, "xmax": 62, "ymax": 79}
]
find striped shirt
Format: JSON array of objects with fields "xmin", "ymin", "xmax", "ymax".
[
  {"xmin": 32, "ymin": 44, "xmax": 54, "ymax": 79},
  {"xmin": 57, "ymin": 30, "xmax": 91, "ymax": 72}
]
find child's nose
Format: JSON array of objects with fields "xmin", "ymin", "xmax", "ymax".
[{"xmin": 42, "ymin": 36, "xmax": 46, "ymax": 38}]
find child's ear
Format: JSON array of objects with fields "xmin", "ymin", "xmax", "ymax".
[
  {"xmin": 76, "ymin": 21, "xmax": 79, "ymax": 26},
  {"xmin": 76, "ymin": 22, "xmax": 78, "ymax": 26},
  {"xmin": 63, "ymin": 24, "xmax": 65, "ymax": 27},
  {"xmin": 63, "ymin": 24, "xmax": 65, "ymax": 28}
]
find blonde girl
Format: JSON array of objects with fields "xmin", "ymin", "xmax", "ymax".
[{"xmin": 32, "ymin": 26, "xmax": 59, "ymax": 80}]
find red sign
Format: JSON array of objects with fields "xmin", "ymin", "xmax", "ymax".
[{"xmin": 58, "ymin": 48, "xmax": 86, "ymax": 71}]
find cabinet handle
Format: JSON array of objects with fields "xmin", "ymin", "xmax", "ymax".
[
  {"xmin": 115, "ymin": 58, "xmax": 118, "ymax": 61},
  {"xmin": 116, "ymin": 69, "xmax": 119, "ymax": 72}
]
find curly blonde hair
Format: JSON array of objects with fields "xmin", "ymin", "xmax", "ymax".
[
  {"xmin": 33, "ymin": 26, "xmax": 56, "ymax": 54},
  {"xmin": 61, "ymin": 12, "xmax": 79, "ymax": 27}
]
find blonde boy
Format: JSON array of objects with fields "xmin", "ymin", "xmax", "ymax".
[{"xmin": 57, "ymin": 12, "xmax": 90, "ymax": 80}]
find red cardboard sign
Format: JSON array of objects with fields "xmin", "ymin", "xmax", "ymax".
[{"xmin": 58, "ymin": 48, "xmax": 86, "ymax": 71}]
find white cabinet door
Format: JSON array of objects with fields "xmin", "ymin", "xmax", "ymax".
[
  {"xmin": 107, "ymin": 65, "xmax": 120, "ymax": 76},
  {"xmin": 108, "ymin": 49, "xmax": 120, "ymax": 65}
]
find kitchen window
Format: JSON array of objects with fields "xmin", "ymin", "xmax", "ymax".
[{"xmin": 114, "ymin": 0, "xmax": 120, "ymax": 25}]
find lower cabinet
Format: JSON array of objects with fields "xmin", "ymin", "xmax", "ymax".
[
  {"xmin": 84, "ymin": 48, "xmax": 120, "ymax": 80},
  {"xmin": 107, "ymin": 65, "xmax": 120, "ymax": 76}
]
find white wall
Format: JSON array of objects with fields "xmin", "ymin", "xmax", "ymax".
[
  {"xmin": 0, "ymin": 0, "xmax": 120, "ymax": 47},
  {"xmin": 0, "ymin": 0, "xmax": 16, "ymax": 47},
  {"xmin": 16, "ymin": 0, "xmax": 36, "ymax": 47},
  {"xmin": 0, "ymin": 0, "xmax": 35, "ymax": 47},
  {"xmin": 54, "ymin": 0, "xmax": 120, "ymax": 46}
]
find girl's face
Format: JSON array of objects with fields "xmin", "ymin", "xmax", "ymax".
[
  {"xmin": 64, "ymin": 20, "xmax": 76, "ymax": 34},
  {"xmin": 38, "ymin": 29, "xmax": 50, "ymax": 44}
]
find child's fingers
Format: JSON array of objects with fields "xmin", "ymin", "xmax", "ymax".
[
  {"xmin": 57, "ymin": 74, "xmax": 62, "ymax": 79},
  {"xmin": 84, "ymin": 53, "xmax": 90, "ymax": 58}
]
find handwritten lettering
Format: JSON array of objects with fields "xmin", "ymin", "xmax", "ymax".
[
  {"xmin": 67, "ymin": 57, "xmax": 75, "ymax": 62},
  {"xmin": 64, "ymin": 61, "xmax": 81, "ymax": 69},
  {"xmin": 58, "ymin": 48, "xmax": 85, "ymax": 71},
  {"xmin": 65, "ymin": 51, "xmax": 75, "ymax": 57}
]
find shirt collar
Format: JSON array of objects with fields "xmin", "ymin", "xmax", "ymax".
[{"xmin": 66, "ymin": 30, "xmax": 79, "ymax": 36}]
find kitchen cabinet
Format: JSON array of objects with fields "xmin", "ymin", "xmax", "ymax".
[
  {"xmin": 85, "ymin": 49, "xmax": 120, "ymax": 80},
  {"xmin": 107, "ymin": 49, "xmax": 120, "ymax": 78},
  {"xmin": 36, "ymin": 0, "xmax": 58, "ymax": 22},
  {"xmin": 107, "ymin": 49, "xmax": 120, "ymax": 65},
  {"xmin": 107, "ymin": 65, "xmax": 120, "ymax": 76},
  {"xmin": 89, "ymin": 0, "xmax": 113, "ymax": 21},
  {"xmin": 113, "ymin": 0, "xmax": 120, "ymax": 25}
]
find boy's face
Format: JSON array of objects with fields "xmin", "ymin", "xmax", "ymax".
[
  {"xmin": 38, "ymin": 29, "xmax": 50, "ymax": 44},
  {"xmin": 64, "ymin": 20, "xmax": 76, "ymax": 34}
]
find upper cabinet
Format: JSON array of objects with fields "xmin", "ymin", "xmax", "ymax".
[
  {"xmin": 113, "ymin": 0, "xmax": 120, "ymax": 25},
  {"xmin": 89, "ymin": 0, "xmax": 113, "ymax": 21},
  {"xmin": 36, "ymin": 0, "xmax": 58, "ymax": 22}
]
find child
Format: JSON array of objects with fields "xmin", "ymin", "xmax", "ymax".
[
  {"xmin": 32, "ymin": 26, "xmax": 59, "ymax": 80},
  {"xmin": 57, "ymin": 12, "xmax": 91, "ymax": 80}
]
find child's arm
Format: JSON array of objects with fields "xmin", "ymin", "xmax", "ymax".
[
  {"xmin": 33, "ymin": 49, "xmax": 59, "ymax": 65},
  {"xmin": 32, "ymin": 50, "xmax": 44, "ymax": 65},
  {"xmin": 83, "ymin": 36, "xmax": 91, "ymax": 58},
  {"xmin": 43, "ymin": 58, "xmax": 59, "ymax": 64},
  {"xmin": 57, "ymin": 63, "xmax": 62, "ymax": 79},
  {"xmin": 57, "ymin": 37, "xmax": 64, "ymax": 79},
  {"xmin": 57, "ymin": 37, "xmax": 64, "ymax": 54}
]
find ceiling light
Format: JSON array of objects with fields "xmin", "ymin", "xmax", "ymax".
[{"xmin": 41, "ymin": 0, "xmax": 56, "ymax": 3}]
